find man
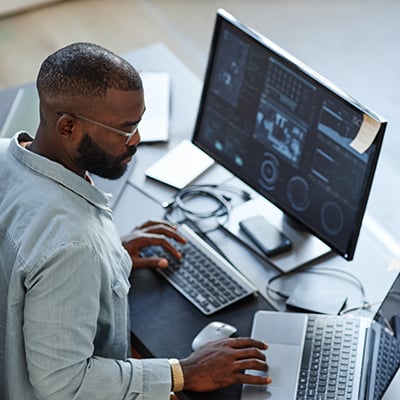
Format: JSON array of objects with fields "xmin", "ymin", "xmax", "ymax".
[{"xmin": 0, "ymin": 42, "xmax": 271, "ymax": 400}]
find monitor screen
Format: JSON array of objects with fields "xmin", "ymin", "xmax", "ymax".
[{"xmin": 192, "ymin": 9, "xmax": 386, "ymax": 261}]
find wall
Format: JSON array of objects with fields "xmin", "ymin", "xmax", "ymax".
[{"xmin": 0, "ymin": 0, "xmax": 62, "ymax": 17}]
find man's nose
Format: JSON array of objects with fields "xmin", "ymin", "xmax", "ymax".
[{"xmin": 127, "ymin": 130, "xmax": 141, "ymax": 146}]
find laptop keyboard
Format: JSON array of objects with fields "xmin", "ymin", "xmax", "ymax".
[
  {"xmin": 296, "ymin": 316, "xmax": 360, "ymax": 400},
  {"xmin": 139, "ymin": 224, "xmax": 257, "ymax": 315},
  {"xmin": 373, "ymin": 330, "xmax": 400, "ymax": 400}
]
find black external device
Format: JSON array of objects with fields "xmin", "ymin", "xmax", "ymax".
[{"xmin": 239, "ymin": 214, "xmax": 292, "ymax": 257}]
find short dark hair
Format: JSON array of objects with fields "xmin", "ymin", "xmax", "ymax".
[{"xmin": 36, "ymin": 42, "xmax": 142, "ymax": 101}]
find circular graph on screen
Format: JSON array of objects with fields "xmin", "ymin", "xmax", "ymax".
[
  {"xmin": 287, "ymin": 176, "xmax": 310, "ymax": 211},
  {"xmin": 321, "ymin": 201, "xmax": 344, "ymax": 235},
  {"xmin": 259, "ymin": 153, "xmax": 279, "ymax": 190}
]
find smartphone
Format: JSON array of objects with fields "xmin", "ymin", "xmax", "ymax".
[{"xmin": 239, "ymin": 215, "xmax": 292, "ymax": 257}]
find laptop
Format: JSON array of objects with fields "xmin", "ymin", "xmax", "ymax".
[{"xmin": 241, "ymin": 272, "xmax": 400, "ymax": 400}]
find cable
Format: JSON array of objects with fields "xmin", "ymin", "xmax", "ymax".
[
  {"xmin": 162, "ymin": 184, "xmax": 252, "ymax": 264},
  {"xmin": 266, "ymin": 266, "xmax": 367, "ymax": 313},
  {"xmin": 176, "ymin": 183, "xmax": 252, "ymax": 202},
  {"xmin": 175, "ymin": 187, "xmax": 231, "ymax": 220},
  {"xmin": 339, "ymin": 300, "xmax": 379, "ymax": 316},
  {"xmin": 163, "ymin": 184, "xmax": 252, "ymax": 234}
]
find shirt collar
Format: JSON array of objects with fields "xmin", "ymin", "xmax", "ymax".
[{"xmin": 9, "ymin": 132, "xmax": 113, "ymax": 212}]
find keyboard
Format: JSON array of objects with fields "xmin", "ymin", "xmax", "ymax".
[
  {"xmin": 139, "ymin": 224, "xmax": 257, "ymax": 315},
  {"xmin": 296, "ymin": 316, "xmax": 360, "ymax": 400},
  {"xmin": 374, "ymin": 329, "xmax": 400, "ymax": 399}
]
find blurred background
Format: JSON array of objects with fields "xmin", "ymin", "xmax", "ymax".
[{"xmin": 0, "ymin": 0, "xmax": 399, "ymax": 254}]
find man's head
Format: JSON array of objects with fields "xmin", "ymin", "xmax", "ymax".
[{"xmin": 34, "ymin": 42, "xmax": 144, "ymax": 179}]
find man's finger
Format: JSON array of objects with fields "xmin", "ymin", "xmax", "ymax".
[{"xmin": 133, "ymin": 256, "xmax": 169, "ymax": 269}]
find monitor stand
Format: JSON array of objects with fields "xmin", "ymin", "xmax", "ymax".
[{"xmin": 224, "ymin": 197, "xmax": 332, "ymax": 273}]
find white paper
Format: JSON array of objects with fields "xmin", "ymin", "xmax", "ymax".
[
  {"xmin": 145, "ymin": 139, "xmax": 214, "ymax": 189},
  {"xmin": 139, "ymin": 71, "xmax": 170, "ymax": 142}
]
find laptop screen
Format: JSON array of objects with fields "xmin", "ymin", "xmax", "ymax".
[{"xmin": 374, "ymin": 273, "xmax": 400, "ymax": 335}]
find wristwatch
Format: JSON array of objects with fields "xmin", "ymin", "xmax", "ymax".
[{"xmin": 168, "ymin": 358, "xmax": 184, "ymax": 392}]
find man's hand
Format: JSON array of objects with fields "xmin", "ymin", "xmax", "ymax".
[
  {"xmin": 121, "ymin": 220, "xmax": 186, "ymax": 269},
  {"xmin": 180, "ymin": 337, "xmax": 272, "ymax": 392}
]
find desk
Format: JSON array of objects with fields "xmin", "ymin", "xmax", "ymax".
[
  {"xmin": 114, "ymin": 44, "xmax": 400, "ymax": 400},
  {"xmin": 1, "ymin": 43, "xmax": 400, "ymax": 400}
]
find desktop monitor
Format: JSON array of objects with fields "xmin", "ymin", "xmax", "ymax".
[{"xmin": 192, "ymin": 9, "xmax": 386, "ymax": 262}]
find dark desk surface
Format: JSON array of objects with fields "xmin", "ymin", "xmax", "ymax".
[{"xmin": 1, "ymin": 42, "xmax": 400, "ymax": 399}]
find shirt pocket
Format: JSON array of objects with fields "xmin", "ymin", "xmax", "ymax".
[{"xmin": 111, "ymin": 271, "xmax": 130, "ymax": 346}]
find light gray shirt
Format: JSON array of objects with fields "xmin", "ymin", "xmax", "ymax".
[{"xmin": 0, "ymin": 133, "xmax": 171, "ymax": 400}]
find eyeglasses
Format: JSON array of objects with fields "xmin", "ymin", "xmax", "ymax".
[{"xmin": 60, "ymin": 113, "xmax": 139, "ymax": 144}]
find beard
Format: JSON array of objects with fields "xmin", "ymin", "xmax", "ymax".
[{"xmin": 75, "ymin": 133, "xmax": 137, "ymax": 180}]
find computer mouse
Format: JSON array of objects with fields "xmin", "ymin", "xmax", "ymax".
[{"xmin": 191, "ymin": 321, "xmax": 237, "ymax": 351}]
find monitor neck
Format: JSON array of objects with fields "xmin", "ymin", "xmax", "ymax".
[{"xmin": 284, "ymin": 214, "xmax": 308, "ymax": 233}]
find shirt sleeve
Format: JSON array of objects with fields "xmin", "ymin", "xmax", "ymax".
[{"xmin": 23, "ymin": 242, "xmax": 172, "ymax": 400}]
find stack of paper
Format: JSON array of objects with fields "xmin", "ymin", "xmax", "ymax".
[{"xmin": 139, "ymin": 71, "xmax": 170, "ymax": 142}]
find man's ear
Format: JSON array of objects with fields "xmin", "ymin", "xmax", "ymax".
[{"xmin": 56, "ymin": 114, "xmax": 81, "ymax": 142}]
